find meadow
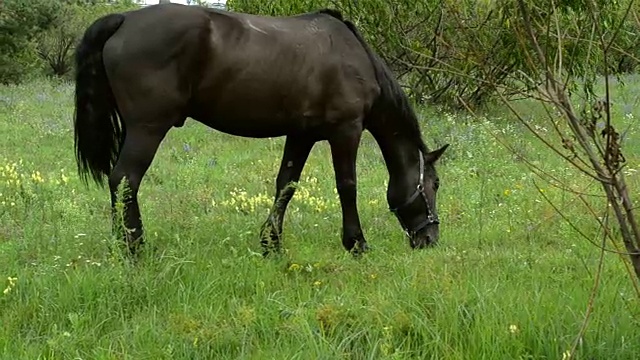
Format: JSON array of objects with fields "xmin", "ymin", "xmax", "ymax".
[{"xmin": 0, "ymin": 78, "xmax": 639, "ymax": 359}]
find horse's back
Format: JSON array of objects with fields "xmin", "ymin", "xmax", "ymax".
[
  {"xmin": 102, "ymin": 4, "xmax": 380, "ymax": 138},
  {"xmin": 197, "ymin": 9, "xmax": 379, "ymax": 137}
]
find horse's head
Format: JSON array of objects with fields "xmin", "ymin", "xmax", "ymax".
[{"xmin": 389, "ymin": 144, "xmax": 448, "ymax": 248}]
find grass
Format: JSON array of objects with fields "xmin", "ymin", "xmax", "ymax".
[{"xmin": 0, "ymin": 77, "xmax": 639, "ymax": 359}]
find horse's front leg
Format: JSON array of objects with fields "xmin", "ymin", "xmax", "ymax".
[
  {"xmin": 328, "ymin": 122, "xmax": 368, "ymax": 255},
  {"xmin": 260, "ymin": 135, "xmax": 315, "ymax": 256}
]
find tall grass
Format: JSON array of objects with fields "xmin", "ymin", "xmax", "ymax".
[{"xmin": 0, "ymin": 78, "xmax": 638, "ymax": 359}]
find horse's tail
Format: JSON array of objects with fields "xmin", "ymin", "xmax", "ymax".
[{"xmin": 74, "ymin": 13, "xmax": 126, "ymax": 187}]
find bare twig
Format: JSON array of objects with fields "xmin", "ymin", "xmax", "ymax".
[{"xmin": 513, "ymin": 0, "xmax": 640, "ymax": 281}]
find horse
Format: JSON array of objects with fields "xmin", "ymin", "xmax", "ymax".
[{"xmin": 73, "ymin": 3, "xmax": 449, "ymax": 256}]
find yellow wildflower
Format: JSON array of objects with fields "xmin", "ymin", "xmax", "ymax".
[
  {"xmin": 31, "ymin": 171, "xmax": 44, "ymax": 183},
  {"xmin": 3, "ymin": 276, "xmax": 17, "ymax": 295}
]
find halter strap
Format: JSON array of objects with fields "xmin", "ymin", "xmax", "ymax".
[{"xmin": 389, "ymin": 150, "xmax": 439, "ymax": 237}]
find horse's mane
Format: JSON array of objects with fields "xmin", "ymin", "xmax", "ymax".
[{"xmin": 317, "ymin": 8, "xmax": 429, "ymax": 154}]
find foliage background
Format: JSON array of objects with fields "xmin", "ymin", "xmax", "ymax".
[
  {"xmin": 227, "ymin": 0, "xmax": 640, "ymax": 109},
  {"xmin": 0, "ymin": 0, "xmax": 139, "ymax": 84},
  {"xmin": 3, "ymin": 0, "xmax": 639, "ymax": 108}
]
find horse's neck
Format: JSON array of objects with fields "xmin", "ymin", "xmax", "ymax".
[{"xmin": 369, "ymin": 125, "xmax": 419, "ymax": 184}]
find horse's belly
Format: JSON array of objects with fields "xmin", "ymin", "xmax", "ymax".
[
  {"xmin": 189, "ymin": 94, "xmax": 333, "ymax": 139},
  {"xmin": 192, "ymin": 114, "xmax": 299, "ymax": 139}
]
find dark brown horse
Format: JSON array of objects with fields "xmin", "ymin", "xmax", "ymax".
[{"xmin": 73, "ymin": 4, "xmax": 449, "ymax": 256}]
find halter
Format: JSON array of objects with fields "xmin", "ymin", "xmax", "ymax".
[{"xmin": 389, "ymin": 150, "xmax": 439, "ymax": 237}]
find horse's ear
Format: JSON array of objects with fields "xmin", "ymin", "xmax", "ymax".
[{"xmin": 425, "ymin": 144, "xmax": 449, "ymax": 163}]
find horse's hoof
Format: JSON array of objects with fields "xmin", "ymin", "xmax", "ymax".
[
  {"xmin": 350, "ymin": 240, "xmax": 369, "ymax": 257},
  {"xmin": 261, "ymin": 239, "xmax": 282, "ymax": 258}
]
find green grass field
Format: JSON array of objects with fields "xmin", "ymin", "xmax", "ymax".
[{"xmin": 1, "ymin": 78, "xmax": 639, "ymax": 359}]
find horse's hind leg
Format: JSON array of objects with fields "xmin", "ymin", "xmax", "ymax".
[
  {"xmin": 109, "ymin": 126, "xmax": 168, "ymax": 255},
  {"xmin": 260, "ymin": 135, "xmax": 315, "ymax": 256}
]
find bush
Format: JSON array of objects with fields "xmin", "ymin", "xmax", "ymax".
[
  {"xmin": 0, "ymin": 0, "xmax": 139, "ymax": 84},
  {"xmin": 0, "ymin": 0, "xmax": 60, "ymax": 84}
]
